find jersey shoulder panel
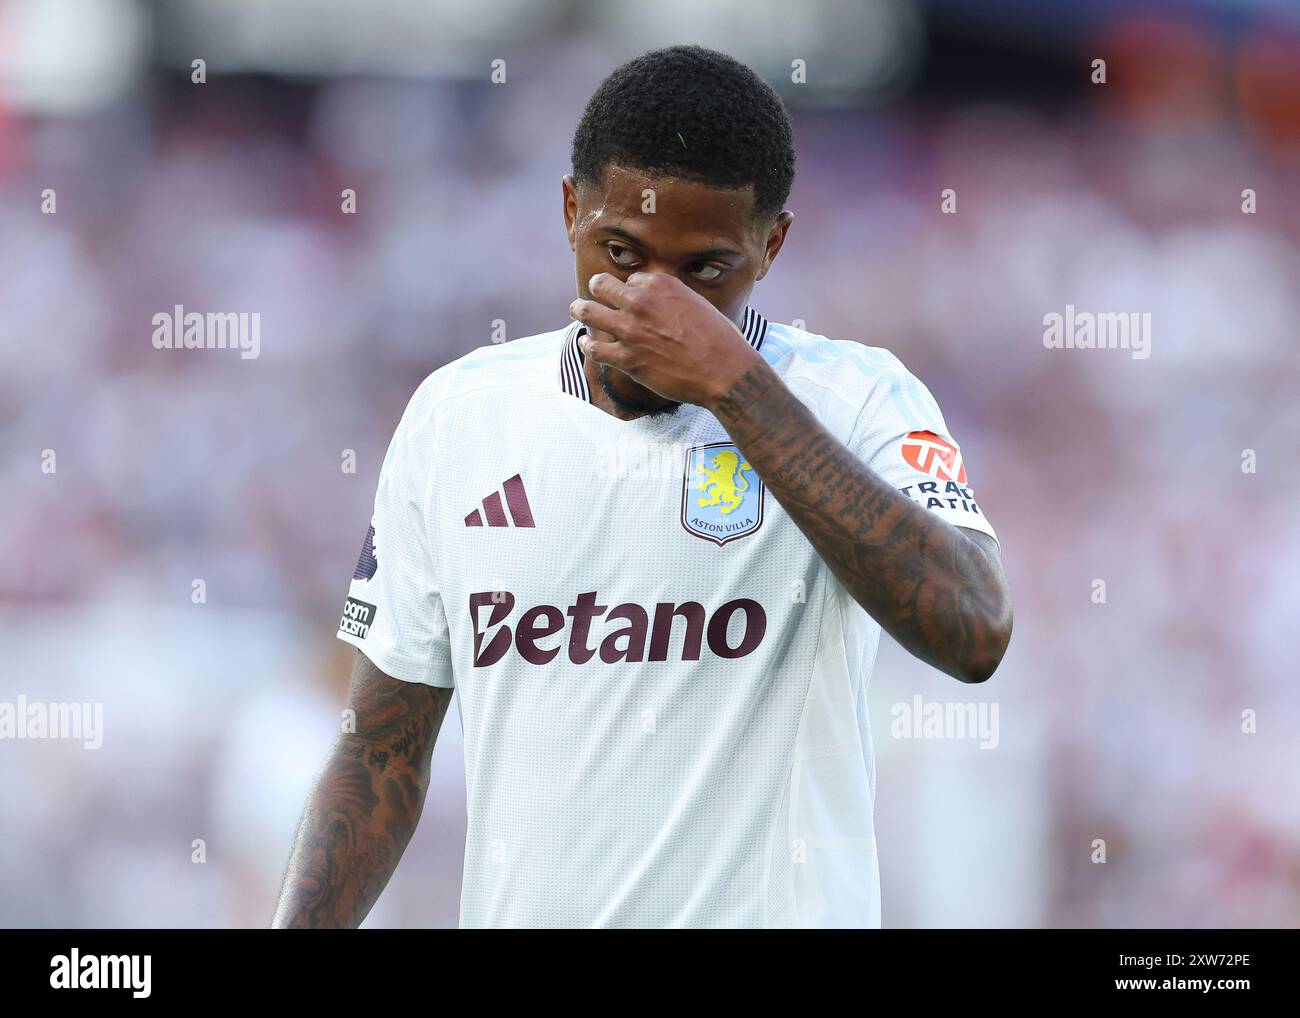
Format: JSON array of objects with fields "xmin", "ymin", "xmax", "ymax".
[
  {"xmin": 401, "ymin": 326, "xmax": 571, "ymax": 428},
  {"xmin": 761, "ymin": 320, "xmax": 944, "ymax": 436}
]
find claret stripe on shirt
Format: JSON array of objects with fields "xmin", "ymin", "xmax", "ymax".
[{"xmin": 558, "ymin": 306, "xmax": 768, "ymax": 402}]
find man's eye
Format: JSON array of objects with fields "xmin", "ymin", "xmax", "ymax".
[
  {"xmin": 690, "ymin": 263, "xmax": 724, "ymax": 282},
  {"xmin": 607, "ymin": 244, "xmax": 639, "ymax": 267}
]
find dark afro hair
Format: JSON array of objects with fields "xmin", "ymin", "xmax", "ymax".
[{"xmin": 571, "ymin": 45, "xmax": 795, "ymax": 227}]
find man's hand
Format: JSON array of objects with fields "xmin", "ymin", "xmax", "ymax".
[{"xmin": 569, "ymin": 272, "xmax": 762, "ymax": 408}]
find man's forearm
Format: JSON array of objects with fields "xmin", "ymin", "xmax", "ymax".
[
  {"xmin": 712, "ymin": 357, "xmax": 1013, "ymax": 682},
  {"xmin": 272, "ymin": 658, "xmax": 448, "ymax": 928},
  {"xmin": 271, "ymin": 739, "xmax": 424, "ymax": 928}
]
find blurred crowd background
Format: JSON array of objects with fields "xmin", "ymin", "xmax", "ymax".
[{"xmin": 1, "ymin": 0, "xmax": 1298, "ymax": 927}]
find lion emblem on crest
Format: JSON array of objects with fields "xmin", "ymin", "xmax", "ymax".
[{"xmin": 695, "ymin": 449, "xmax": 753, "ymax": 515}]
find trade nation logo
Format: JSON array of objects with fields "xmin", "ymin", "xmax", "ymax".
[{"xmin": 901, "ymin": 430, "xmax": 967, "ymax": 484}]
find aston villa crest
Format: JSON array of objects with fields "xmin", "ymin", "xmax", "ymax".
[{"xmin": 681, "ymin": 442, "xmax": 764, "ymax": 545}]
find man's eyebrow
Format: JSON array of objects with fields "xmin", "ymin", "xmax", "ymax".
[
  {"xmin": 596, "ymin": 225, "xmax": 746, "ymax": 262},
  {"xmin": 687, "ymin": 246, "xmax": 747, "ymax": 261},
  {"xmin": 597, "ymin": 226, "xmax": 651, "ymax": 250}
]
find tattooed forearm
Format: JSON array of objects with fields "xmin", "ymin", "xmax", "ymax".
[
  {"xmin": 272, "ymin": 652, "xmax": 454, "ymax": 928},
  {"xmin": 714, "ymin": 360, "xmax": 1013, "ymax": 682}
]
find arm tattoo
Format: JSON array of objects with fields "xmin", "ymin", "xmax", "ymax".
[
  {"xmin": 272, "ymin": 653, "xmax": 453, "ymax": 928},
  {"xmin": 715, "ymin": 360, "xmax": 1013, "ymax": 682}
]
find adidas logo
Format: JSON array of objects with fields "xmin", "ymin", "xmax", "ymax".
[{"xmin": 465, "ymin": 473, "xmax": 535, "ymax": 528}]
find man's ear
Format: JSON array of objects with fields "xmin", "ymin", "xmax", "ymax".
[
  {"xmin": 562, "ymin": 175, "xmax": 579, "ymax": 252},
  {"xmin": 755, "ymin": 210, "xmax": 794, "ymax": 282}
]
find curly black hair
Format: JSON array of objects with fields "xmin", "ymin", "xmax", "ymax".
[{"xmin": 571, "ymin": 45, "xmax": 795, "ymax": 226}]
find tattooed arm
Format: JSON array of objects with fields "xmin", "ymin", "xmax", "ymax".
[
  {"xmin": 272, "ymin": 650, "xmax": 454, "ymax": 928},
  {"xmin": 569, "ymin": 271, "xmax": 1012, "ymax": 683},
  {"xmin": 712, "ymin": 361, "xmax": 1013, "ymax": 683}
]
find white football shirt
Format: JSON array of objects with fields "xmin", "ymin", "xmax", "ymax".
[{"xmin": 336, "ymin": 307, "xmax": 998, "ymax": 928}]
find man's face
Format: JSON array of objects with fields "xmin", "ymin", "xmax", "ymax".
[{"xmin": 562, "ymin": 163, "xmax": 791, "ymax": 416}]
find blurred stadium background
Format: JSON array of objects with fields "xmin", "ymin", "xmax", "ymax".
[{"xmin": 1, "ymin": 0, "xmax": 1298, "ymax": 928}]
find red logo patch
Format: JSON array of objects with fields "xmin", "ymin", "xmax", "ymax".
[{"xmin": 901, "ymin": 431, "xmax": 967, "ymax": 484}]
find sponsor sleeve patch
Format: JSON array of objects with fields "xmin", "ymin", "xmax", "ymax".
[
  {"xmin": 897, "ymin": 432, "xmax": 986, "ymax": 517},
  {"xmin": 338, "ymin": 597, "xmax": 378, "ymax": 640}
]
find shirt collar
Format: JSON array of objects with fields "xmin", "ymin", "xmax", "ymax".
[{"xmin": 559, "ymin": 305, "xmax": 769, "ymax": 402}]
